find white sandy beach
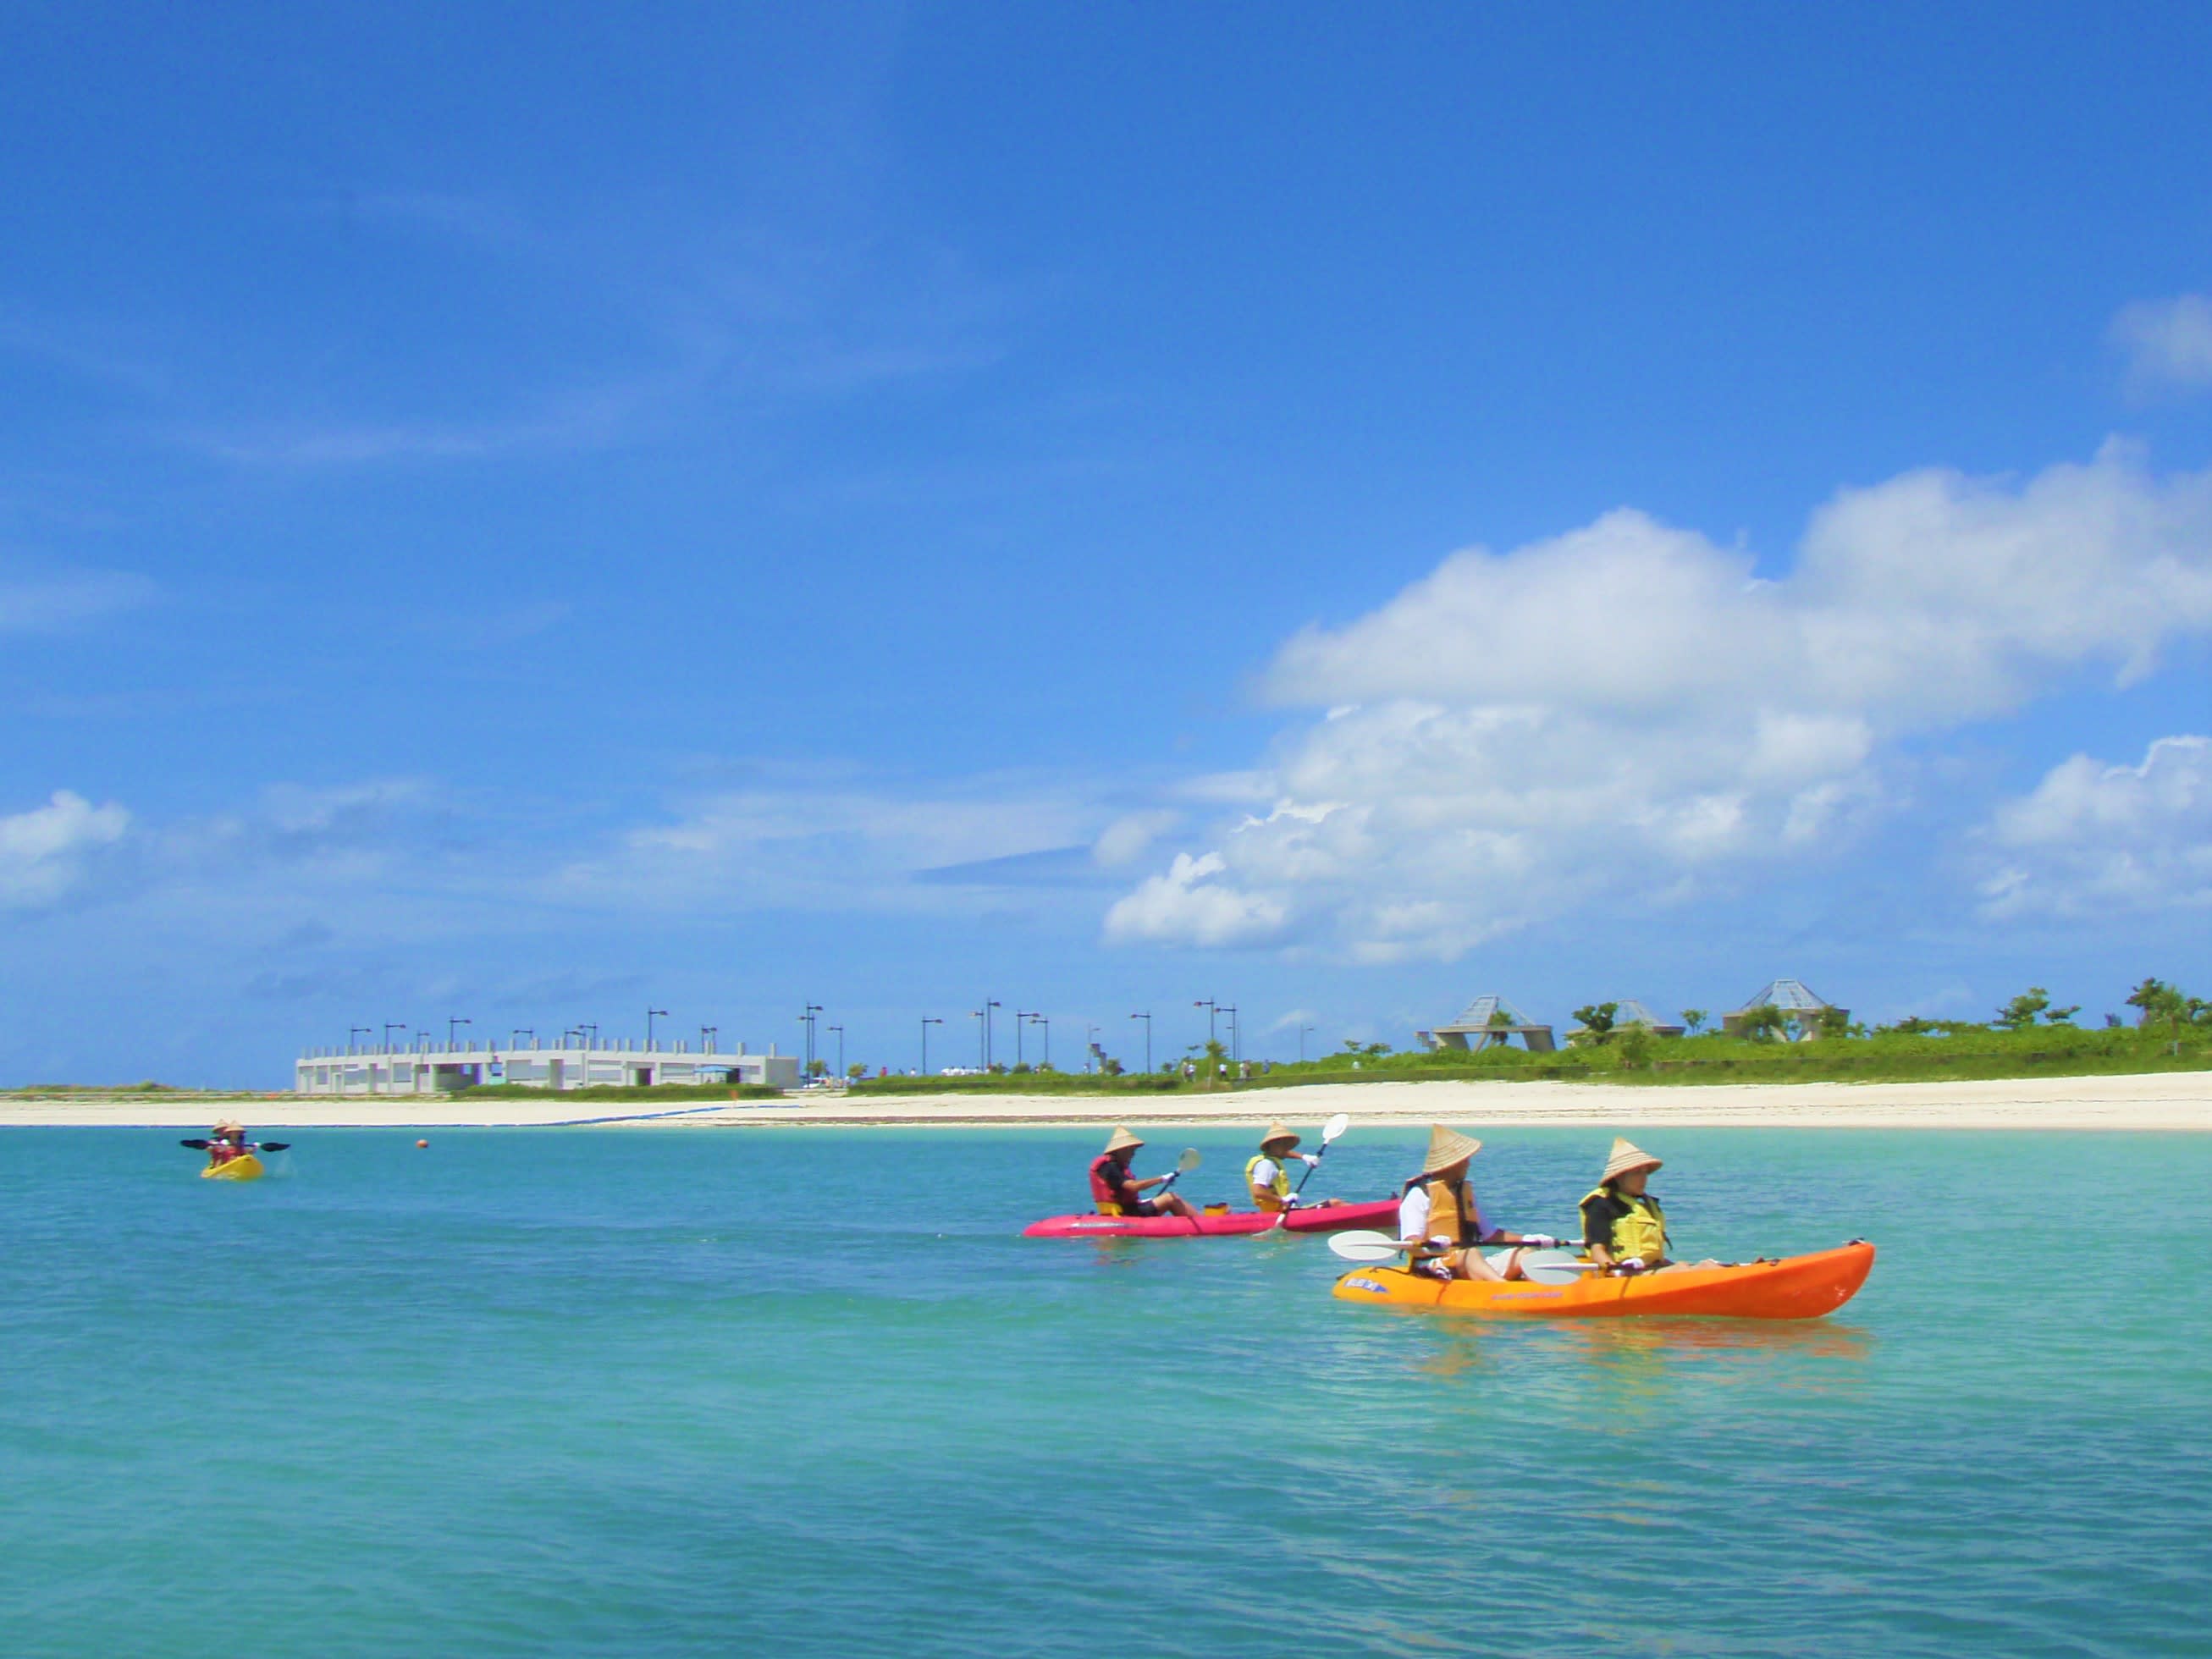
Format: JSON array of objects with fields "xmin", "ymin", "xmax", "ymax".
[{"xmin": 3, "ymin": 1071, "xmax": 2208, "ymax": 1131}]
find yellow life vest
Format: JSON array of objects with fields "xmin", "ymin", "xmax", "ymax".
[
  {"xmin": 1582, "ymin": 1185, "xmax": 1669, "ymax": 1260},
  {"xmin": 1246, "ymin": 1154, "xmax": 1294, "ymax": 1212}
]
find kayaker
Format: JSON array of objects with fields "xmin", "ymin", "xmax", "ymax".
[
  {"xmin": 207, "ymin": 1120, "xmax": 251, "ymax": 1167},
  {"xmin": 1580, "ymin": 1138, "xmax": 1687, "ymax": 1274},
  {"xmin": 1089, "ymin": 1126, "xmax": 1198, "ymax": 1220},
  {"xmin": 1246, "ymin": 1121, "xmax": 1324, "ymax": 1212},
  {"xmin": 1398, "ymin": 1124, "xmax": 1563, "ymax": 1281}
]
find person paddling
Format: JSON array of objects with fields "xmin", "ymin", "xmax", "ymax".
[
  {"xmin": 1246, "ymin": 1121, "xmax": 1324, "ymax": 1212},
  {"xmin": 206, "ymin": 1120, "xmax": 252, "ymax": 1168},
  {"xmin": 1580, "ymin": 1138, "xmax": 1710, "ymax": 1274},
  {"xmin": 1398, "ymin": 1125, "xmax": 1563, "ymax": 1281},
  {"xmin": 1089, "ymin": 1126, "xmax": 1199, "ymax": 1221}
]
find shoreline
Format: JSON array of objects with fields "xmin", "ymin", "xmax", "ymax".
[{"xmin": 3, "ymin": 1070, "xmax": 2207, "ymax": 1132}]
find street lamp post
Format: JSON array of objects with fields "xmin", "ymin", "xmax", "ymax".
[
  {"xmin": 800, "ymin": 1004, "xmax": 823, "ymax": 1074},
  {"xmin": 350, "ymin": 1025, "xmax": 372, "ymax": 1053},
  {"xmin": 647, "ymin": 1008, "xmax": 668, "ymax": 1049},
  {"xmin": 1029, "ymin": 1013, "xmax": 1049, "ymax": 1069},
  {"xmin": 448, "ymin": 1017, "xmax": 472, "ymax": 1051},
  {"xmin": 1130, "ymin": 1011, "xmax": 1152, "ymax": 1075},
  {"xmin": 1016, "ymin": 1010, "xmax": 1035, "ymax": 1069},
  {"xmin": 383, "ymin": 1022, "xmax": 406, "ymax": 1053},
  {"xmin": 985, "ymin": 999, "xmax": 1001, "ymax": 1070},
  {"xmin": 1222, "ymin": 1005, "xmax": 1238, "ymax": 1067},
  {"xmin": 511, "ymin": 1028, "xmax": 534, "ymax": 1050},
  {"xmin": 922, "ymin": 1016, "xmax": 942, "ymax": 1076},
  {"xmin": 1194, "ymin": 998, "xmax": 1217, "ymax": 1049},
  {"xmin": 828, "ymin": 1024, "xmax": 844, "ymax": 1078}
]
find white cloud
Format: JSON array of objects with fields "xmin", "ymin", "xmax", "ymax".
[
  {"xmin": 2110, "ymin": 295, "xmax": 2212, "ymax": 395},
  {"xmin": 1091, "ymin": 809, "xmax": 1182, "ymax": 868},
  {"xmin": 560, "ymin": 776, "xmax": 1106, "ymax": 914},
  {"xmin": 1104, "ymin": 852, "xmax": 1288, "ymax": 949},
  {"xmin": 0, "ymin": 791, "xmax": 130, "ymax": 907},
  {"xmin": 1978, "ymin": 735, "xmax": 2212, "ymax": 917},
  {"xmin": 1116, "ymin": 445, "xmax": 2212, "ymax": 957}
]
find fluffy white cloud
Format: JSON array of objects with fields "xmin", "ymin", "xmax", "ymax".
[
  {"xmin": 0, "ymin": 791, "xmax": 129, "ymax": 907},
  {"xmin": 1978, "ymin": 736, "xmax": 2212, "ymax": 917},
  {"xmin": 2110, "ymin": 295, "xmax": 2212, "ymax": 394},
  {"xmin": 1103, "ymin": 852, "xmax": 1288, "ymax": 948},
  {"xmin": 1117, "ymin": 445, "xmax": 2212, "ymax": 957}
]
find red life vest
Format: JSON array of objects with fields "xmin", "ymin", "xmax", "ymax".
[{"xmin": 1089, "ymin": 1153, "xmax": 1139, "ymax": 1215}]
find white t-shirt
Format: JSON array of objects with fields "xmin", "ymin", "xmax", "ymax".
[
  {"xmin": 1399, "ymin": 1183, "xmax": 1487, "ymax": 1244},
  {"xmin": 1249, "ymin": 1154, "xmax": 1318, "ymax": 1189}
]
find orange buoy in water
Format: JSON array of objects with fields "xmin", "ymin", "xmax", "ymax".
[{"xmin": 416, "ymin": 1138, "xmax": 429, "ymax": 1149}]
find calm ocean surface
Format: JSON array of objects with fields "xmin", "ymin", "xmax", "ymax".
[{"xmin": 3, "ymin": 1124, "xmax": 2206, "ymax": 1657}]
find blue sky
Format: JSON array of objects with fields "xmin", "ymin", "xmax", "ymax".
[{"xmin": 3, "ymin": 3, "xmax": 2209, "ymax": 1084}]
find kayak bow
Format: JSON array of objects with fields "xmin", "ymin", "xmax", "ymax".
[{"xmin": 1332, "ymin": 1241, "xmax": 1874, "ymax": 1320}]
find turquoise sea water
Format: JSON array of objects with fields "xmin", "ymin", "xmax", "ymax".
[{"xmin": 3, "ymin": 1125, "xmax": 2207, "ymax": 1657}]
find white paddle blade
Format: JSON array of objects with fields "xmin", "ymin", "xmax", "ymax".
[
  {"xmin": 1508, "ymin": 1248, "xmax": 1601, "ymax": 1286},
  {"xmin": 1329, "ymin": 1232, "xmax": 1404, "ymax": 1264},
  {"xmin": 1174, "ymin": 1147, "xmax": 1202, "ymax": 1172},
  {"xmin": 1319, "ymin": 1111, "xmax": 1350, "ymax": 1145}
]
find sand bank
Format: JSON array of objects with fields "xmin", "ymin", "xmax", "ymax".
[{"xmin": 3, "ymin": 1071, "xmax": 2208, "ymax": 1131}]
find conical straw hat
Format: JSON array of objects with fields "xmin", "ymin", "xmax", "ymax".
[
  {"xmin": 1103, "ymin": 1124, "xmax": 1145, "ymax": 1155},
  {"xmin": 1602, "ymin": 1137, "xmax": 1662, "ymax": 1182},
  {"xmin": 1258, "ymin": 1120, "xmax": 1300, "ymax": 1150},
  {"xmin": 212, "ymin": 1119, "xmax": 243, "ymax": 1134},
  {"xmin": 1420, "ymin": 1124, "xmax": 1482, "ymax": 1176}
]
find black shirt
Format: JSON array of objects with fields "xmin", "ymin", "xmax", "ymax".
[{"xmin": 1581, "ymin": 1188, "xmax": 1635, "ymax": 1252}]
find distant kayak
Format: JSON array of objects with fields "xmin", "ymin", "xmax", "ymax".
[
  {"xmin": 1332, "ymin": 1241, "xmax": 1874, "ymax": 1320},
  {"xmin": 1025, "ymin": 1198, "xmax": 1400, "ymax": 1239},
  {"xmin": 200, "ymin": 1155, "xmax": 265, "ymax": 1182}
]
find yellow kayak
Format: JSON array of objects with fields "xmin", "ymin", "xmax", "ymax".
[{"xmin": 201, "ymin": 1154, "xmax": 265, "ymax": 1182}]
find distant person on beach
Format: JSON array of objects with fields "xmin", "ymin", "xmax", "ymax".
[
  {"xmin": 1246, "ymin": 1121, "xmax": 1323, "ymax": 1212},
  {"xmin": 1580, "ymin": 1138, "xmax": 1714, "ymax": 1273},
  {"xmin": 1089, "ymin": 1126, "xmax": 1198, "ymax": 1220},
  {"xmin": 1398, "ymin": 1125, "xmax": 1562, "ymax": 1281}
]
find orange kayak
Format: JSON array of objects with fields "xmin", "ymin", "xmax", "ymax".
[{"xmin": 1332, "ymin": 1241, "xmax": 1874, "ymax": 1320}]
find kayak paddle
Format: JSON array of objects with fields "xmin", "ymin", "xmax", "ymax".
[
  {"xmin": 1156, "ymin": 1147, "xmax": 1202, "ymax": 1191},
  {"xmin": 179, "ymin": 1138, "xmax": 290, "ymax": 1152},
  {"xmin": 1327, "ymin": 1231, "xmax": 1598, "ymax": 1285},
  {"xmin": 1293, "ymin": 1112, "xmax": 1351, "ymax": 1194}
]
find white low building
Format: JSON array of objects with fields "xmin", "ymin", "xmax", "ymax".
[{"xmin": 294, "ymin": 1036, "xmax": 802, "ymax": 1095}]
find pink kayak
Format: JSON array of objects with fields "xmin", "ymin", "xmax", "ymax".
[{"xmin": 1023, "ymin": 1198, "xmax": 1400, "ymax": 1239}]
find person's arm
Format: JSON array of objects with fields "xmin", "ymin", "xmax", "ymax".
[
  {"xmin": 1581, "ymin": 1193, "xmax": 1619, "ymax": 1270},
  {"xmin": 1479, "ymin": 1226, "xmax": 1563, "ymax": 1248}
]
